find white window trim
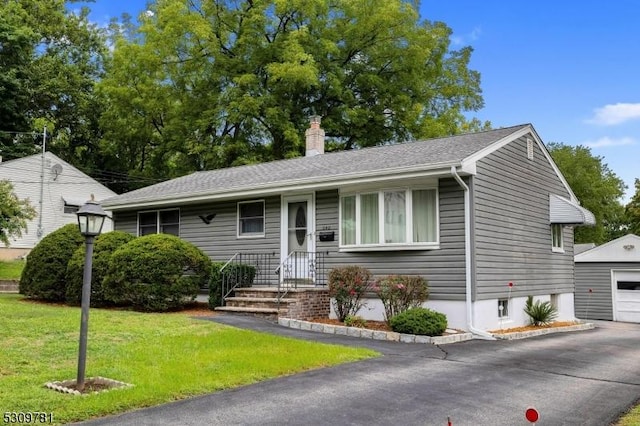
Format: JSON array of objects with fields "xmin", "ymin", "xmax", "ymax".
[
  {"xmin": 237, "ymin": 199, "xmax": 266, "ymax": 239},
  {"xmin": 339, "ymin": 187, "xmax": 440, "ymax": 251},
  {"xmin": 551, "ymin": 223, "xmax": 564, "ymax": 253},
  {"xmin": 498, "ymin": 299, "xmax": 509, "ymax": 319},
  {"xmin": 137, "ymin": 208, "xmax": 180, "ymax": 237}
]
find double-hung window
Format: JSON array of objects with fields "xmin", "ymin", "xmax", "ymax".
[
  {"xmin": 551, "ymin": 224, "xmax": 563, "ymax": 252},
  {"xmin": 340, "ymin": 188, "xmax": 438, "ymax": 249},
  {"xmin": 138, "ymin": 209, "xmax": 180, "ymax": 236},
  {"xmin": 238, "ymin": 200, "xmax": 265, "ymax": 237}
]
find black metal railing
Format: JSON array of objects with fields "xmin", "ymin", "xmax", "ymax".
[
  {"xmin": 275, "ymin": 251, "xmax": 328, "ymax": 305},
  {"xmin": 220, "ymin": 252, "xmax": 278, "ymax": 302}
]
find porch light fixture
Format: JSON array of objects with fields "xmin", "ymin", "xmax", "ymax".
[{"xmin": 75, "ymin": 196, "xmax": 107, "ymax": 392}]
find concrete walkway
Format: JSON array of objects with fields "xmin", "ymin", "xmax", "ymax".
[{"xmin": 77, "ymin": 316, "xmax": 640, "ymax": 426}]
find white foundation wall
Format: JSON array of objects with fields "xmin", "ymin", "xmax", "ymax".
[
  {"xmin": 330, "ymin": 298, "xmax": 469, "ymax": 331},
  {"xmin": 330, "ymin": 292, "xmax": 576, "ymax": 332},
  {"xmin": 473, "ymin": 293, "xmax": 576, "ymax": 331}
]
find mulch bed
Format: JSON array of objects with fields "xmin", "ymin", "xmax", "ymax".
[
  {"xmin": 310, "ymin": 318, "xmax": 392, "ymax": 331},
  {"xmin": 489, "ymin": 321, "xmax": 581, "ymax": 334}
]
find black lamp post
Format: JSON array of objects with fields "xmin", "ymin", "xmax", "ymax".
[{"xmin": 75, "ymin": 197, "xmax": 107, "ymax": 392}]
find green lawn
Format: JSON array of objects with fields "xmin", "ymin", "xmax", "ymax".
[
  {"xmin": 0, "ymin": 294, "xmax": 378, "ymax": 424},
  {"xmin": 617, "ymin": 403, "xmax": 640, "ymax": 425},
  {"xmin": 0, "ymin": 260, "xmax": 24, "ymax": 280}
]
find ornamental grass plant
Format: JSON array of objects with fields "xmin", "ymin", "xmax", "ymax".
[{"xmin": 524, "ymin": 295, "xmax": 558, "ymax": 326}]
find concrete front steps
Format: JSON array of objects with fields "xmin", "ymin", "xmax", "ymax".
[{"xmin": 215, "ymin": 287, "xmax": 295, "ymax": 319}]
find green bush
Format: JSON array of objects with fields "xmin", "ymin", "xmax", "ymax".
[
  {"xmin": 208, "ymin": 262, "xmax": 224, "ymax": 309},
  {"xmin": 524, "ymin": 295, "xmax": 558, "ymax": 326},
  {"xmin": 19, "ymin": 224, "xmax": 84, "ymax": 301},
  {"xmin": 103, "ymin": 234, "xmax": 212, "ymax": 311},
  {"xmin": 328, "ymin": 266, "xmax": 372, "ymax": 321},
  {"xmin": 65, "ymin": 231, "xmax": 135, "ymax": 307},
  {"xmin": 389, "ymin": 307, "xmax": 448, "ymax": 336},
  {"xmin": 208, "ymin": 262, "xmax": 256, "ymax": 309},
  {"xmin": 344, "ymin": 315, "xmax": 367, "ymax": 328},
  {"xmin": 373, "ymin": 275, "xmax": 429, "ymax": 324}
]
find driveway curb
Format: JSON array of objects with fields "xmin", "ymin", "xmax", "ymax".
[
  {"xmin": 278, "ymin": 317, "xmax": 474, "ymax": 344},
  {"xmin": 491, "ymin": 322, "xmax": 596, "ymax": 340}
]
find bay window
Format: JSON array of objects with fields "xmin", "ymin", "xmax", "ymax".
[{"xmin": 340, "ymin": 188, "xmax": 438, "ymax": 249}]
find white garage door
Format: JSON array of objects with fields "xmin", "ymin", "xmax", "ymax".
[{"xmin": 613, "ymin": 270, "xmax": 640, "ymax": 323}]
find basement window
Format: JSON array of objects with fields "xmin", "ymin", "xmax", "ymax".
[{"xmin": 498, "ymin": 299, "xmax": 509, "ymax": 318}]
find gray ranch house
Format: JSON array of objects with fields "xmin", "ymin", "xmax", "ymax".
[{"xmin": 102, "ymin": 120, "xmax": 594, "ymax": 334}]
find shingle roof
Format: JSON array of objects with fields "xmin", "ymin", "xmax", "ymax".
[{"xmin": 103, "ymin": 124, "xmax": 530, "ymax": 209}]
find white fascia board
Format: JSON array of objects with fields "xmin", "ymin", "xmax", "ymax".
[
  {"xmin": 104, "ymin": 162, "xmax": 460, "ymax": 211},
  {"xmin": 575, "ymin": 234, "xmax": 640, "ymax": 262}
]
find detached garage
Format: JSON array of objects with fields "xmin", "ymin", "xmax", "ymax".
[{"xmin": 575, "ymin": 234, "xmax": 640, "ymax": 323}]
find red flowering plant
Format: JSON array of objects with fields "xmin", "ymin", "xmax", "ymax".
[
  {"xmin": 373, "ymin": 275, "xmax": 429, "ymax": 324},
  {"xmin": 328, "ymin": 266, "xmax": 372, "ymax": 321}
]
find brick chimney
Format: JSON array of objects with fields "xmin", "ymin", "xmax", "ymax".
[{"xmin": 305, "ymin": 115, "xmax": 325, "ymax": 157}]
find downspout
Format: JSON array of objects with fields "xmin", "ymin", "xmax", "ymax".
[{"xmin": 450, "ymin": 166, "xmax": 495, "ymax": 340}]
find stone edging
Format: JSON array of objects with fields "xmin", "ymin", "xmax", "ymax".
[
  {"xmin": 491, "ymin": 322, "xmax": 596, "ymax": 340},
  {"xmin": 45, "ymin": 376, "xmax": 133, "ymax": 395},
  {"xmin": 278, "ymin": 317, "xmax": 474, "ymax": 345}
]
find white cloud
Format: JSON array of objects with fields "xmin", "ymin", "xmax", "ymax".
[
  {"xmin": 583, "ymin": 136, "xmax": 636, "ymax": 148},
  {"xmin": 588, "ymin": 103, "xmax": 640, "ymax": 125},
  {"xmin": 450, "ymin": 26, "xmax": 482, "ymax": 46}
]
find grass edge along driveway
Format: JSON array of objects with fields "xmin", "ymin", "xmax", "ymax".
[{"xmin": 0, "ymin": 294, "xmax": 378, "ymax": 424}]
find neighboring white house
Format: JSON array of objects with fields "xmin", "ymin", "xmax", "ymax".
[{"xmin": 0, "ymin": 152, "xmax": 117, "ymax": 259}]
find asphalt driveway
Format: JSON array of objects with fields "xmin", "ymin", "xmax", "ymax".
[{"xmin": 77, "ymin": 316, "xmax": 640, "ymax": 426}]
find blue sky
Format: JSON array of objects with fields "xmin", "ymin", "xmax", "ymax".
[{"xmin": 79, "ymin": 0, "xmax": 640, "ymax": 201}]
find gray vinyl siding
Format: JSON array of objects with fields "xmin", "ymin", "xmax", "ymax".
[
  {"xmin": 574, "ymin": 262, "xmax": 614, "ymax": 321},
  {"xmin": 472, "ymin": 134, "xmax": 575, "ymax": 300},
  {"xmin": 113, "ymin": 211, "xmax": 137, "ymax": 235},
  {"xmin": 574, "ymin": 262, "xmax": 640, "ymax": 321},
  {"xmin": 315, "ymin": 178, "xmax": 467, "ymax": 301},
  {"xmin": 113, "ymin": 196, "xmax": 281, "ymax": 263}
]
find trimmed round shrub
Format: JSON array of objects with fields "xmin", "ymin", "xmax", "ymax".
[
  {"xmin": 65, "ymin": 231, "xmax": 136, "ymax": 307},
  {"xmin": 389, "ymin": 307, "xmax": 448, "ymax": 336},
  {"xmin": 103, "ymin": 234, "xmax": 212, "ymax": 311},
  {"xmin": 19, "ymin": 223, "xmax": 84, "ymax": 301}
]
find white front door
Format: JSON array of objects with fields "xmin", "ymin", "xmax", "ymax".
[
  {"xmin": 281, "ymin": 195, "xmax": 315, "ymax": 281},
  {"xmin": 613, "ymin": 270, "xmax": 640, "ymax": 323}
]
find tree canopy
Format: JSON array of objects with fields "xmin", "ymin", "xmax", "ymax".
[
  {"xmin": 0, "ymin": 180, "xmax": 36, "ymax": 246},
  {"xmin": 0, "ymin": 0, "xmax": 107, "ymax": 170},
  {"xmin": 548, "ymin": 143, "xmax": 627, "ymax": 244},
  {"xmin": 98, "ymin": 0, "xmax": 488, "ymax": 186},
  {"xmin": 626, "ymin": 179, "xmax": 640, "ymax": 236}
]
